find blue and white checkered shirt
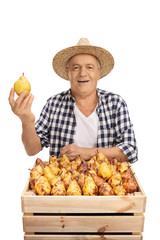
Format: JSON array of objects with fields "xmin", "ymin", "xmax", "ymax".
[{"xmin": 35, "ymin": 88, "xmax": 138, "ymax": 163}]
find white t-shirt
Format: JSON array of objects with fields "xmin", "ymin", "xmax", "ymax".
[{"xmin": 73, "ymin": 104, "xmax": 99, "ymax": 148}]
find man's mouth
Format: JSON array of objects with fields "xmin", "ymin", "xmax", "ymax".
[{"xmin": 78, "ymin": 80, "xmax": 89, "ymax": 83}]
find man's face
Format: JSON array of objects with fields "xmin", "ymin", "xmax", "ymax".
[{"xmin": 66, "ymin": 54, "xmax": 101, "ymax": 97}]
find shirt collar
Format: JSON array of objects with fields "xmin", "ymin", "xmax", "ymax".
[
  {"xmin": 64, "ymin": 88, "xmax": 103, "ymax": 111},
  {"xmin": 96, "ymin": 88, "xmax": 103, "ymax": 115},
  {"xmin": 64, "ymin": 89, "xmax": 76, "ymax": 103}
]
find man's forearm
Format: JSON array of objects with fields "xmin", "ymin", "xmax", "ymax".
[
  {"xmin": 21, "ymin": 122, "xmax": 41, "ymax": 156},
  {"xmin": 86, "ymin": 146, "xmax": 128, "ymax": 162},
  {"xmin": 9, "ymin": 88, "xmax": 41, "ymax": 155},
  {"xmin": 97, "ymin": 146, "xmax": 129, "ymax": 162},
  {"xmin": 59, "ymin": 144, "xmax": 129, "ymax": 162}
]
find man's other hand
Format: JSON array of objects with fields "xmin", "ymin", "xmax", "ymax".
[{"xmin": 59, "ymin": 144, "xmax": 96, "ymax": 161}]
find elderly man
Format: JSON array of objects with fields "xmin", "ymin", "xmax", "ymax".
[{"xmin": 9, "ymin": 38, "xmax": 138, "ymax": 163}]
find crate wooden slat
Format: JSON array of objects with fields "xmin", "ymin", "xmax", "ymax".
[
  {"xmin": 24, "ymin": 233, "xmax": 143, "ymax": 240},
  {"xmin": 23, "ymin": 213, "xmax": 144, "ymax": 233},
  {"xmin": 22, "ymin": 195, "xmax": 146, "ymax": 214}
]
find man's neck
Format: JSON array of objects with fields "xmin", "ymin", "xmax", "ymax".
[
  {"xmin": 71, "ymin": 89, "xmax": 98, "ymax": 117},
  {"xmin": 74, "ymin": 89, "xmax": 97, "ymax": 104}
]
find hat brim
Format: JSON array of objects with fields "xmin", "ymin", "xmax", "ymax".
[{"xmin": 52, "ymin": 45, "xmax": 114, "ymax": 80}]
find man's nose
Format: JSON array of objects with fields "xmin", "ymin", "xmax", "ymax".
[{"xmin": 79, "ymin": 67, "xmax": 87, "ymax": 77}]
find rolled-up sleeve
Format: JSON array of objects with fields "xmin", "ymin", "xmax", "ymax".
[
  {"xmin": 115, "ymin": 100, "xmax": 138, "ymax": 163},
  {"xmin": 35, "ymin": 102, "xmax": 50, "ymax": 150}
]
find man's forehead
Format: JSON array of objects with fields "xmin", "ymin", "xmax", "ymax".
[{"xmin": 69, "ymin": 54, "xmax": 99, "ymax": 65}]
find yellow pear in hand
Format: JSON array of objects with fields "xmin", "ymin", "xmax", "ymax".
[{"xmin": 14, "ymin": 73, "xmax": 31, "ymax": 95}]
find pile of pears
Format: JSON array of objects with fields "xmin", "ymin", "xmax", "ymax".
[{"xmin": 29, "ymin": 152, "xmax": 138, "ymax": 196}]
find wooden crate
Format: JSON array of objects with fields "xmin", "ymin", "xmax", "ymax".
[{"xmin": 21, "ymin": 164, "xmax": 146, "ymax": 240}]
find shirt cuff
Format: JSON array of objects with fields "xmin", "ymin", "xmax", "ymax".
[
  {"xmin": 35, "ymin": 128, "xmax": 49, "ymax": 150},
  {"xmin": 116, "ymin": 143, "xmax": 138, "ymax": 163}
]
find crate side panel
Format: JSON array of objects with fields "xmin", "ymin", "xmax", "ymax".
[
  {"xmin": 131, "ymin": 169, "xmax": 147, "ymax": 213},
  {"xmin": 23, "ymin": 214, "xmax": 144, "ymax": 233},
  {"xmin": 21, "ymin": 195, "xmax": 145, "ymax": 214}
]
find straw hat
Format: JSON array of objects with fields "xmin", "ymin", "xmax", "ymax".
[{"xmin": 52, "ymin": 38, "xmax": 114, "ymax": 80}]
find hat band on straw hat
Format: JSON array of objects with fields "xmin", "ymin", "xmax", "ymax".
[{"xmin": 52, "ymin": 38, "xmax": 114, "ymax": 80}]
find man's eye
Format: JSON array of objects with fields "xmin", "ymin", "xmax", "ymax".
[
  {"xmin": 88, "ymin": 66, "xmax": 93, "ymax": 69},
  {"xmin": 73, "ymin": 66, "xmax": 79, "ymax": 70}
]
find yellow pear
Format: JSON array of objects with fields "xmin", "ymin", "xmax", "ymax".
[
  {"xmin": 43, "ymin": 165, "xmax": 55, "ymax": 182},
  {"xmin": 99, "ymin": 182, "xmax": 114, "ymax": 196},
  {"xmin": 108, "ymin": 172, "xmax": 122, "ymax": 188},
  {"xmin": 98, "ymin": 162, "xmax": 112, "ymax": 180},
  {"xmin": 113, "ymin": 185, "xmax": 126, "ymax": 196},
  {"xmin": 67, "ymin": 180, "xmax": 82, "ymax": 195},
  {"xmin": 82, "ymin": 174, "xmax": 98, "ymax": 196},
  {"xmin": 60, "ymin": 155, "xmax": 71, "ymax": 171},
  {"xmin": 118, "ymin": 162, "xmax": 128, "ymax": 174},
  {"xmin": 51, "ymin": 180, "xmax": 66, "ymax": 196},
  {"xmin": 96, "ymin": 151, "xmax": 109, "ymax": 164},
  {"xmin": 34, "ymin": 176, "xmax": 51, "ymax": 195},
  {"xmin": 14, "ymin": 73, "xmax": 31, "ymax": 95}
]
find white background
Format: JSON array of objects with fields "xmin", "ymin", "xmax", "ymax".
[{"xmin": 0, "ymin": 0, "xmax": 159, "ymax": 239}]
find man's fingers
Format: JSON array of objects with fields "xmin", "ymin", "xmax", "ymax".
[
  {"xmin": 59, "ymin": 147, "xmax": 68, "ymax": 157},
  {"xmin": 20, "ymin": 93, "xmax": 33, "ymax": 110},
  {"xmin": 8, "ymin": 88, "xmax": 15, "ymax": 108},
  {"xmin": 59, "ymin": 149, "xmax": 65, "ymax": 157},
  {"xmin": 59, "ymin": 144, "xmax": 74, "ymax": 158},
  {"xmin": 15, "ymin": 90, "xmax": 29, "ymax": 107},
  {"xmin": 28, "ymin": 94, "xmax": 34, "ymax": 108}
]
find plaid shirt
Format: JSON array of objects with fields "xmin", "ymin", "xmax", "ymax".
[{"xmin": 35, "ymin": 88, "xmax": 138, "ymax": 163}]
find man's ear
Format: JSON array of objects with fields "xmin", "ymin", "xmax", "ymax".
[
  {"xmin": 98, "ymin": 67, "xmax": 102, "ymax": 80},
  {"xmin": 65, "ymin": 68, "xmax": 69, "ymax": 80}
]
